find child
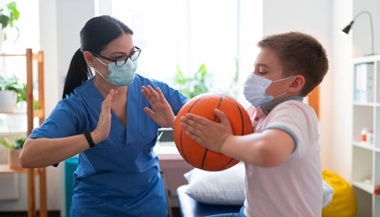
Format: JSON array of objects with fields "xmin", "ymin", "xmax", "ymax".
[{"xmin": 180, "ymin": 31, "xmax": 329, "ymax": 217}]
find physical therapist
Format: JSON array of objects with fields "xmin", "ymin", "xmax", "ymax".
[{"xmin": 19, "ymin": 15, "xmax": 188, "ymax": 217}]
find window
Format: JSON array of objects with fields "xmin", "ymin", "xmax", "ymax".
[{"xmin": 111, "ymin": 0, "xmax": 245, "ymax": 97}]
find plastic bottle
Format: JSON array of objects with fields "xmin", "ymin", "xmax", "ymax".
[
  {"xmin": 374, "ymin": 185, "xmax": 380, "ymax": 196},
  {"xmin": 361, "ymin": 128, "xmax": 368, "ymax": 143}
]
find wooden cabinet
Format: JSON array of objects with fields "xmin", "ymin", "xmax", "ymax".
[
  {"xmin": 352, "ymin": 55, "xmax": 380, "ymax": 217},
  {"xmin": 0, "ymin": 49, "xmax": 47, "ymax": 217}
]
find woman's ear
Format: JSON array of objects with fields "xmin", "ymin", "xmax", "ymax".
[
  {"xmin": 83, "ymin": 51, "xmax": 94, "ymax": 67},
  {"xmin": 288, "ymin": 75, "xmax": 305, "ymax": 93}
]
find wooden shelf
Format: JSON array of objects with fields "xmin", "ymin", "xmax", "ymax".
[
  {"xmin": 0, "ymin": 49, "xmax": 47, "ymax": 217},
  {"xmin": 0, "ymin": 164, "xmax": 28, "ymax": 173},
  {"xmin": 353, "ymin": 180, "xmax": 374, "ymax": 194}
]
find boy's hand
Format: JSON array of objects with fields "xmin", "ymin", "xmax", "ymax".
[
  {"xmin": 180, "ymin": 109, "xmax": 233, "ymax": 153},
  {"xmin": 142, "ymin": 85, "xmax": 175, "ymax": 127}
]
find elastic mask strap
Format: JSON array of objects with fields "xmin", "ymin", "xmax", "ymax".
[
  {"xmin": 95, "ymin": 57, "xmax": 108, "ymax": 66},
  {"xmin": 272, "ymin": 76, "xmax": 295, "ymax": 83},
  {"xmin": 93, "ymin": 67, "xmax": 107, "ymax": 80},
  {"xmin": 272, "ymin": 76, "xmax": 295, "ymax": 99}
]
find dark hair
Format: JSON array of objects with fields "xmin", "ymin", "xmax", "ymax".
[
  {"xmin": 257, "ymin": 32, "xmax": 328, "ymax": 96},
  {"xmin": 62, "ymin": 15, "xmax": 134, "ymax": 99}
]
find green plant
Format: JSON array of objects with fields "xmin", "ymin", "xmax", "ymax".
[
  {"xmin": 0, "ymin": 74, "xmax": 26, "ymax": 103},
  {"xmin": 0, "ymin": 136, "xmax": 26, "ymax": 150},
  {"xmin": 0, "ymin": 1, "xmax": 20, "ymax": 42},
  {"xmin": 175, "ymin": 64, "xmax": 209, "ymax": 98}
]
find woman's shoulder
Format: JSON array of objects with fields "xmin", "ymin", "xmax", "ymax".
[{"xmin": 61, "ymin": 79, "xmax": 99, "ymax": 107}]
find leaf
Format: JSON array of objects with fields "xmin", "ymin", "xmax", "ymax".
[
  {"xmin": 0, "ymin": 138, "xmax": 15, "ymax": 150},
  {"xmin": 13, "ymin": 137, "xmax": 26, "ymax": 149},
  {"xmin": 174, "ymin": 64, "xmax": 209, "ymax": 98},
  {"xmin": 0, "ymin": 1, "xmax": 20, "ymax": 41},
  {"xmin": 0, "ymin": 14, "xmax": 9, "ymax": 29},
  {"xmin": 0, "ymin": 75, "xmax": 27, "ymax": 102}
]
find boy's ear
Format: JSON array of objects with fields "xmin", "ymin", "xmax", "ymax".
[{"xmin": 288, "ymin": 75, "xmax": 305, "ymax": 93}]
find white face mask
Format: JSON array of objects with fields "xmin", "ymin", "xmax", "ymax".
[{"xmin": 243, "ymin": 73, "xmax": 294, "ymax": 107}]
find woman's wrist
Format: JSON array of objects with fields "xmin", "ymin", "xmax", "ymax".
[{"xmin": 84, "ymin": 131, "xmax": 96, "ymax": 148}]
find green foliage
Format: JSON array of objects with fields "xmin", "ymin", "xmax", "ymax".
[
  {"xmin": 0, "ymin": 75, "xmax": 26, "ymax": 103},
  {"xmin": 0, "ymin": 1, "xmax": 20, "ymax": 41},
  {"xmin": 174, "ymin": 64, "xmax": 209, "ymax": 98},
  {"xmin": 0, "ymin": 136, "xmax": 26, "ymax": 150}
]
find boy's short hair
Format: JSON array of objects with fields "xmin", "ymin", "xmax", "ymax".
[{"xmin": 257, "ymin": 32, "xmax": 329, "ymax": 96}]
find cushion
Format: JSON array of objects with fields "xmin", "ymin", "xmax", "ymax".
[{"xmin": 184, "ymin": 163, "xmax": 245, "ymax": 205}]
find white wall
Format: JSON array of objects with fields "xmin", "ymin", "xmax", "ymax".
[
  {"xmin": 352, "ymin": 0, "xmax": 380, "ymax": 57},
  {"xmin": 330, "ymin": 0, "xmax": 354, "ymax": 183},
  {"xmin": 39, "ymin": 0, "xmax": 96, "ymax": 213}
]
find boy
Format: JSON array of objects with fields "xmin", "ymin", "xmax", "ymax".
[{"xmin": 180, "ymin": 32, "xmax": 329, "ymax": 217}]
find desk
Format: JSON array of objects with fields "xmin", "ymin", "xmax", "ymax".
[{"xmin": 0, "ymin": 164, "xmax": 47, "ymax": 217}]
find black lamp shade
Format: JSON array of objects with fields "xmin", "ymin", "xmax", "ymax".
[
  {"xmin": 342, "ymin": 21, "xmax": 354, "ymax": 34},
  {"xmin": 341, "ymin": 11, "xmax": 375, "ymax": 55}
]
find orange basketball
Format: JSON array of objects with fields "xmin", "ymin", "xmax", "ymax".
[{"xmin": 173, "ymin": 93, "xmax": 253, "ymax": 171}]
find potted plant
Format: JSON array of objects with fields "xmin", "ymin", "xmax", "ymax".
[
  {"xmin": 174, "ymin": 63, "xmax": 209, "ymax": 99},
  {"xmin": 0, "ymin": 1, "xmax": 20, "ymax": 44},
  {"xmin": 0, "ymin": 136, "xmax": 25, "ymax": 170},
  {"xmin": 0, "ymin": 74, "xmax": 26, "ymax": 112}
]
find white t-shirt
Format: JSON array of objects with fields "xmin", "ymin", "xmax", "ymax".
[{"xmin": 244, "ymin": 99, "xmax": 322, "ymax": 217}]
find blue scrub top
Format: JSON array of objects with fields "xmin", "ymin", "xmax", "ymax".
[{"xmin": 29, "ymin": 74, "xmax": 188, "ymax": 217}]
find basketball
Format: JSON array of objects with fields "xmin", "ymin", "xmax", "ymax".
[{"xmin": 173, "ymin": 93, "xmax": 253, "ymax": 171}]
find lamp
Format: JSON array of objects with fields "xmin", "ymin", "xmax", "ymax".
[{"xmin": 342, "ymin": 10, "xmax": 375, "ymax": 56}]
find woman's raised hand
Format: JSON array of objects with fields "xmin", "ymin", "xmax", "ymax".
[{"xmin": 142, "ymin": 85, "xmax": 175, "ymax": 128}]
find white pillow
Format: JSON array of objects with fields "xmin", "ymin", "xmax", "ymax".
[
  {"xmin": 183, "ymin": 163, "xmax": 245, "ymax": 205},
  {"xmin": 322, "ymin": 179, "xmax": 334, "ymax": 207},
  {"xmin": 183, "ymin": 162, "xmax": 334, "ymax": 207}
]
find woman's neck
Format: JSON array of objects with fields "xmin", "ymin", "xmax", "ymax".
[{"xmin": 93, "ymin": 75, "xmax": 127, "ymax": 98}]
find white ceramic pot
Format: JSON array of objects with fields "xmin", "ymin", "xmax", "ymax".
[{"xmin": 0, "ymin": 91, "xmax": 17, "ymax": 113}]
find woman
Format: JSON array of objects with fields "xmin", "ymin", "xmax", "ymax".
[{"xmin": 19, "ymin": 15, "xmax": 187, "ymax": 217}]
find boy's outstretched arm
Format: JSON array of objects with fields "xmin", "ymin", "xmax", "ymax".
[{"xmin": 181, "ymin": 109, "xmax": 295, "ymax": 167}]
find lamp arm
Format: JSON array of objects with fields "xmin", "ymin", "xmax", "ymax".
[{"xmin": 353, "ymin": 11, "xmax": 374, "ymax": 55}]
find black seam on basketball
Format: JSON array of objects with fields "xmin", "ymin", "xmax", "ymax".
[
  {"xmin": 215, "ymin": 94, "xmax": 224, "ymax": 121},
  {"xmin": 182, "ymin": 95, "xmax": 206, "ymax": 165},
  {"xmin": 201, "ymin": 149, "xmax": 208, "ymax": 169},
  {"xmin": 236, "ymin": 103, "xmax": 246, "ymax": 135},
  {"xmin": 221, "ymin": 158, "xmax": 236, "ymax": 170}
]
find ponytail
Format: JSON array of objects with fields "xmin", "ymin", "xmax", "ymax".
[{"xmin": 62, "ymin": 49, "xmax": 92, "ymax": 99}]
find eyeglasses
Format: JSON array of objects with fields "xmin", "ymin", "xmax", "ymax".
[{"xmin": 93, "ymin": 46, "xmax": 141, "ymax": 67}]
